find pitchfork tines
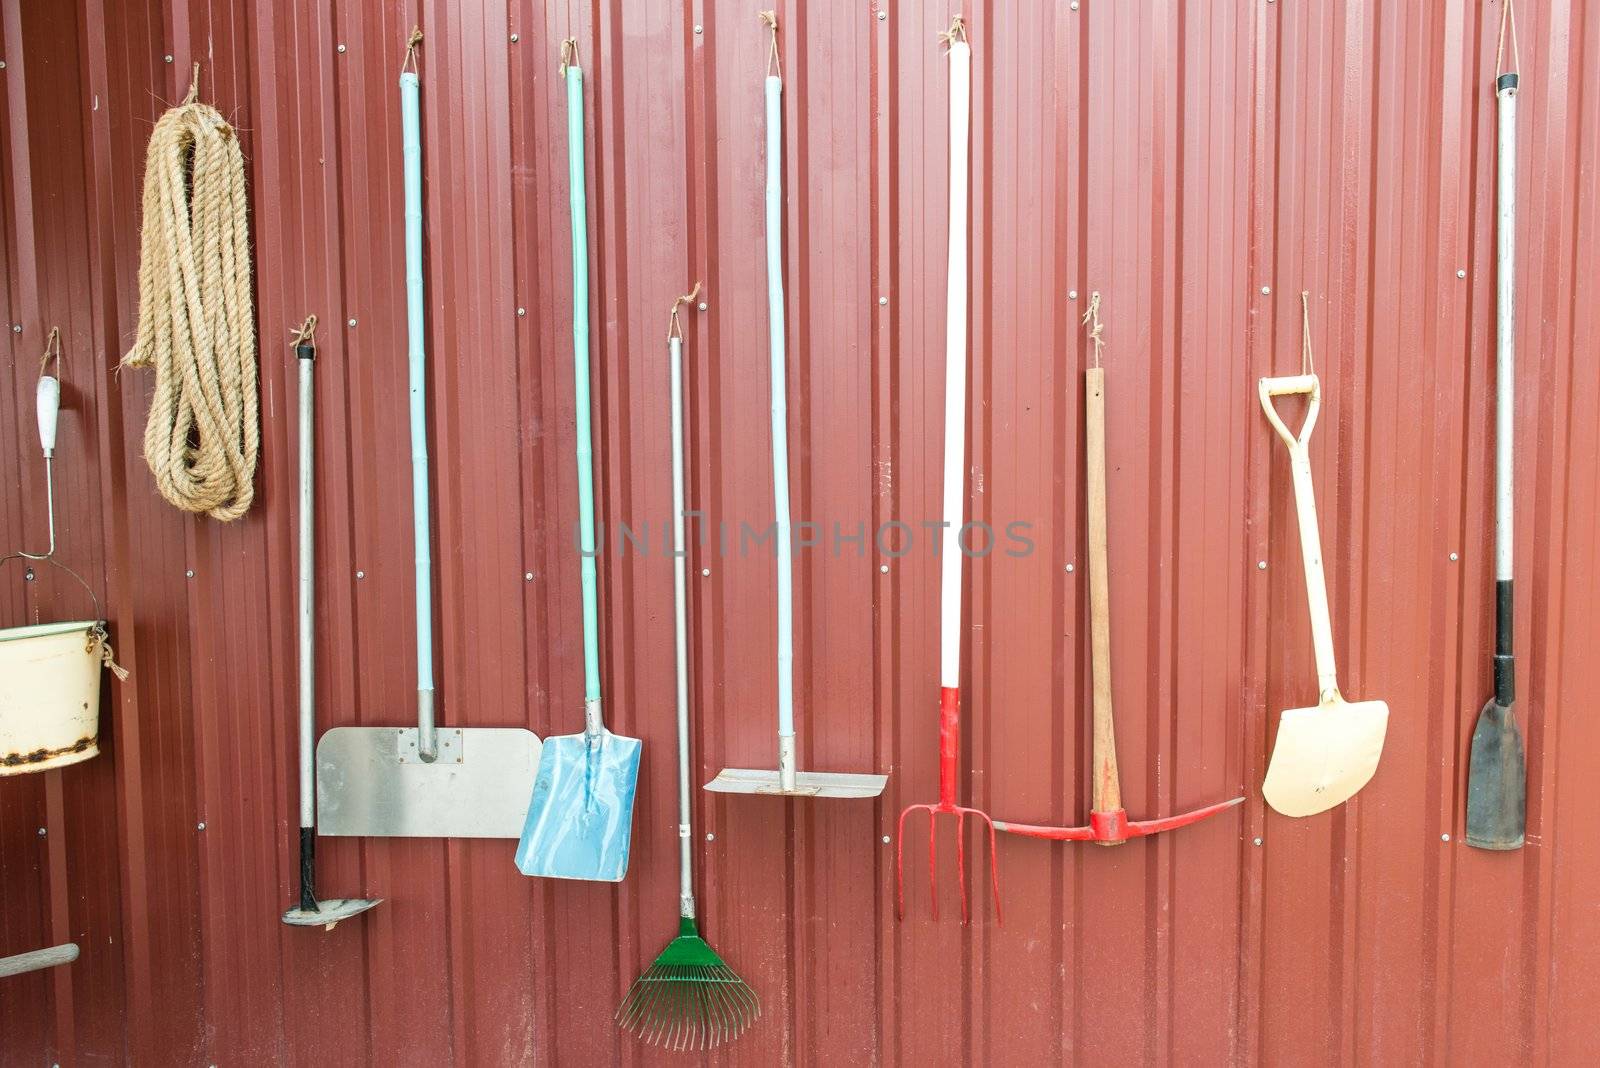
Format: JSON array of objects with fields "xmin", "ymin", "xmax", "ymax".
[{"xmin": 896, "ymin": 687, "xmax": 1002, "ymax": 926}]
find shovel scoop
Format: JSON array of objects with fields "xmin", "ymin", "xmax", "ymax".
[
  {"xmin": 1259, "ymin": 373, "xmax": 1388, "ymax": 817},
  {"xmin": 515, "ymin": 706, "xmax": 641, "ymax": 882}
]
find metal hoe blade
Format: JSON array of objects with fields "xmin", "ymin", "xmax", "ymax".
[
  {"xmin": 317, "ymin": 726, "xmax": 542, "ymax": 838},
  {"xmin": 1466, "ymin": 698, "xmax": 1525, "ymax": 849},
  {"xmin": 283, "ymin": 899, "xmax": 381, "ymax": 929},
  {"xmin": 705, "ymin": 767, "xmax": 887, "ymax": 798}
]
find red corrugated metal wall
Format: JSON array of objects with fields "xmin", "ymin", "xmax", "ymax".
[{"xmin": 2, "ymin": 0, "xmax": 1597, "ymax": 1063}]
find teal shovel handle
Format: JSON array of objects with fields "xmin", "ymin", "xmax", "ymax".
[{"xmin": 567, "ymin": 64, "xmax": 602, "ymax": 711}]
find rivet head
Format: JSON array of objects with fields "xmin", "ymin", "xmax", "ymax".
[
  {"xmin": 1260, "ymin": 285, "xmax": 1271, "ymax": 295},
  {"xmin": 694, "ymin": 25, "xmax": 703, "ymax": 34},
  {"xmin": 197, "ymin": 822, "xmax": 207, "ymax": 831},
  {"xmin": 164, "ymin": 55, "xmax": 174, "ymax": 64},
  {"xmin": 517, "ymin": 307, "xmax": 526, "ymax": 316},
  {"xmin": 1070, "ymin": 1, "xmax": 1080, "ymax": 9},
  {"xmin": 186, "ymin": 569, "xmax": 195, "ymax": 578},
  {"xmin": 524, "ymin": 571, "xmax": 534, "ymax": 581},
  {"xmin": 347, "ymin": 318, "xmax": 357, "ymax": 328},
  {"xmin": 1253, "ymin": 836, "xmax": 1263, "ymax": 846},
  {"xmin": 37, "ymin": 827, "xmax": 46, "ymax": 836},
  {"xmin": 877, "ymin": 10, "xmax": 887, "ymax": 20},
  {"xmin": 510, "ymin": 33, "xmax": 520, "ymax": 43},
  {"xmin": 1457, "ymin": 269, "xmax": 1467, "ymax": 279},
  {"xmin": 1449, "ymin": 552, "xmax": 1459, "ymax": 562},
  {"xmin": 337, "ymin": 44, "xmax": 347, "ymax": 54},
  {"xmin": 701, "ymin": 568, "xmax": 711, "ymax": 577},
  {"xmin": 1441, "ymin": 833, "xmax": 1451, "ymax": 842},
  {"xmin": 1065, "ymin": 563, "xmax": 1075, "ymax": 572},
  {"xmin": 11, "ymin": 323, "xmax": 20, "ymax": 333},
  {"xmin": 882, "ymin": 834, "xmax": 891, "ymax": 843},
  {"xmin": 0, "ymin": 61, "xmax": 7, "ymax": 70},
  {"xmin": 697, "ymin": 301, "xmax": 708, "ymax": 312},
  {"xmin": 356, "ymin": 570, "xmax": 366, "ymax": 579},
  {"xmin": 705, "ymin": 832, "xmax": 715, "ymax": 841},
  {"xmin": 24, "ymin": 569, "xmax": 35, "ymax": 582},
  {"xmin": 880, "ymin": 563, "xmax": 889, "ymax": 573},
  {"xmin": 878, "ymin": 296, "xmax": 889, "ymax": 306},
  {"xmin": 1068, "ymin": 290, "xmax": 1079, "ymax": 300},
  {"xmin": 1257, "ymin": 560, "xmax": 1267, "ymax": 570}
]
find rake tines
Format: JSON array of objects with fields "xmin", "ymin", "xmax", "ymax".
[
  {"xmin": 896, "ymin": 802, "xmax": 1002, "ymax": 926},
  {"xmin": 617, "ymin": 921, "xmax": 759, "ymax": 1051}
]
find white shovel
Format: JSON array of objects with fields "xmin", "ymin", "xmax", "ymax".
[{"xmin": 1258, "ymin": 369, "xmax": 1387, "ymax": 816}]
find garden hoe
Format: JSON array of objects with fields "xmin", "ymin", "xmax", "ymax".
[
  {"xmin": 1466, "ymin": 2, "xmax": 1526, "ymax": 851},
  {"xmin": 1257, "ymin": 295, "xmax": 1387, "ymax": 817},
  {"xmin": 516, "ymin": 40, "xmax": 641, "ymax": 881},
  {"xmin": 705, "ymin": 12, "xmax": 886, "ymax": 801},
  {"xmin": 283, "ymin": 324, "xmax": 380, "ymax": 927},
  {"xmin": 994, "ymin": 301, "xmax": 1244, "ymax": 844},
  {"xmin": 617, "ymin": 289, "xmax": 758, "ymax": 1051},
  {"xmin": 896, "ymin": 18, "xmax": 1002, "ymax": 927},
  {"xmin": 317, "ymin": 31, "xmax": 541, "ymax": 838}
]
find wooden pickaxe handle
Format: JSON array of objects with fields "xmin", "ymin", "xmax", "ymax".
[{"xmin": 1085, "ymin": 367, "xmax": 1122, "ymax": 820}]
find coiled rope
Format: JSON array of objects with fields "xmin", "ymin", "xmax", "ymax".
[{"xmin": 122, "ymin": 65, "xmax": 258, "ymax": 521}]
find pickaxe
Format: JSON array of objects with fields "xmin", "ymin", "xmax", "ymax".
[{"xmin": 995, "ymin": 348, "xmax": 1243, "ymax": 845}]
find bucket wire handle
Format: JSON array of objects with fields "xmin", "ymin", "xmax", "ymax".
[{"xmin": 3, "ymin": 328, "xmax": 123, "ymax": 677}]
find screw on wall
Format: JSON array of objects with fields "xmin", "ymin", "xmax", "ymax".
[
  {"xmin": 1258, "ymin": 560, "xmax": 1267, "ymax": 570},
  {"xmin": 1260, "ymin": 285, "xmax": 1271, "ymax": 295},
  {"xmin": 337, "ymin": 44, "xmax": 347, "ymax": 54}
]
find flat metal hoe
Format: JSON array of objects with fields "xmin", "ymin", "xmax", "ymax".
[
  {"xmin": 896, "ymin": 21, "xmax": 1001, "ymax": 927},
  {"xmin": 995, "ymin": 350, "xmax": 1243, "ymax": 846}
]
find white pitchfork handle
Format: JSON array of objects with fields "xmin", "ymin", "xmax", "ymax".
[
  {"xmin": 938, "ymin": 40, "xmax": 971, "ymax": 690},
  {"xmin": 1258, "ymin": 374, "xmax": 1341, "ymax": 703}
]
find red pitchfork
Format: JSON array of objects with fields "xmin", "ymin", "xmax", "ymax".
[
  {"xmin": 896, "ymin": 22, "xmax": 1001, "ymax": 927},
  {"xmin": 993, "ymin": 344, "xmax": 1243, "ymax": 846},
  {"xmin": 897, "ymin": 688, "xmax": 1002, "ymax": 925}
]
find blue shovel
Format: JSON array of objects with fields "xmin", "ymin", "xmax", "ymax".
[{"xmin": 515, "ymin": 41, "xmax": 641, "ymax": 882}]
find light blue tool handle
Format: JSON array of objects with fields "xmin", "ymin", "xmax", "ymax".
[
  {"xmin": 765, "ymin": 75, "xmax": 794, "ymax": 742},
  {"xmin": 400, "ymin": 72, "xmax": 434, "ymax": 719},
  {"xmin": 568, "ymin": 66, "xmax": 603, "ymax": 711}
]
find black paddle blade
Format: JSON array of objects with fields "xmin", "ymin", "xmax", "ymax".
[{"xmin": 1466, "ymin": 699, "xmax": 1526, "ymax": 850}]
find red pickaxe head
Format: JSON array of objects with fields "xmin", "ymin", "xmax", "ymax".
[
  {"xmin": 994, "ymin": 796, "xmax": 1244, "ymax": 844},
  {"xmin": 896, "ymin": 687, "xmax": 1002, "ymax": 925}
]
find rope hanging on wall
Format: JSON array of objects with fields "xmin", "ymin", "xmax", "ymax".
[{"xmin": 122, "ymin": 64, "xmax": 258, "ymax": 521}]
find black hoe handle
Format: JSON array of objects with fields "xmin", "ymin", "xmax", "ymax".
[{"xmin": 1494, "ymin": 579, "xmax": 1514, "ymax": 708}]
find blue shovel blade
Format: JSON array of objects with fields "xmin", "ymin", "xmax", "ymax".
[{"xmin": 515, "ymin": 728, "xmax": 641, "ymax": 882}]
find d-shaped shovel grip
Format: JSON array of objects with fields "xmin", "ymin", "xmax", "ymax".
[
  {"xmin": 1258, "ymin": 374, "xmax": 1320, "ymax": 449},
  {"xmin": 1259, "ymin": 374, "xmax": 1342, "ymax": 702}
]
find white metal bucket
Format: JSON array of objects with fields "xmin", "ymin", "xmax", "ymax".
[{"xmin": 0, "ymin": 620, "xmax": 105, "ymax": 775}]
